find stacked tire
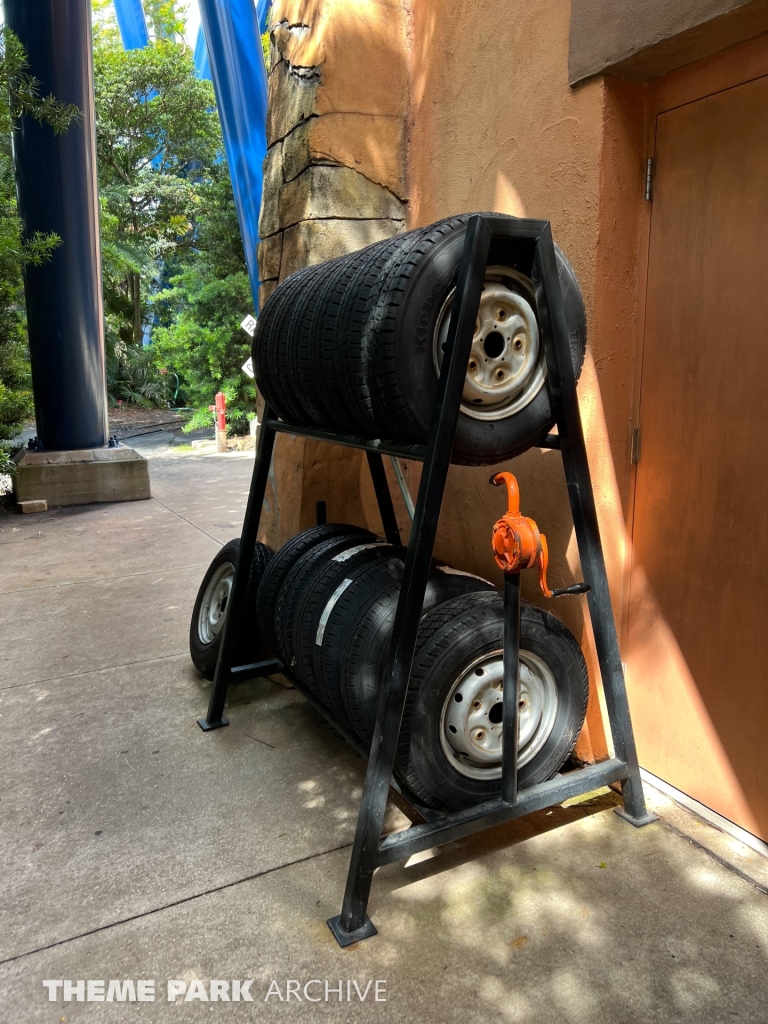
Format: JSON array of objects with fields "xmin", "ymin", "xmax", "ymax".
[
  {"xmin": 190, "ymin": 531, "xmax": 588, "ymax": 812},
  {"xmin": 253, "ymin": 214, "xmax": 587, "ymax": 465},
  {"xmin": 191, "ymin": 214, "xmax": 591, "ymax": 811},
  {"xmin": 251, "ymin": 525, "xmax": 589, "ymax": 811},
  {"xmin": 189, "ymin": 538, "xmax": 274, "ymax": 677}
]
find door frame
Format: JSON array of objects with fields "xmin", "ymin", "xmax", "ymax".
[{"xmin": 621, "ymin": 31, "xmax": 768, "ymax": 653}]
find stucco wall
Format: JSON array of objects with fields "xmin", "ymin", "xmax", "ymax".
[
  {"xmin": 258, "ymin": 0, "xmax": 409, "ymax": 306},
  {"xmin": 405, "ymin": 0, "xmax": 649, "ymax": 759},
  {"xmin": 256, "ymin": 0, "xmax": 649, "ymax": 761}
]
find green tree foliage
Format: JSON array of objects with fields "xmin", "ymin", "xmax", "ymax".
[
  {"xmin": 92, "ymin": 9, "xmax": 219, "ymax": 344},
  {"xmin": 144, "ymin": 0, "xmax": 186, "ymax": 40},
  {"xmin": 0, "ymin": 29, "xmax": 80, "ymax": 475},
  {"xmin": 151, "ymin": 166, "xmax": 255, "ymax": 432},
  {"xmin": 1, "ymin": 2, "xmax": 257, "ymax": 475},
  {"xmin": 92, "ymin": 2, "xmax": 254, "ymax": 429}
]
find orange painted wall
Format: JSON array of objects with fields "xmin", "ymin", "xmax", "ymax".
[
  {"xmin": 404, "ymin": 0, "xmax": 648, "ymax": 760},
  {"xmin": 260, "ymin": 1, "xmax": 768, "ymax": 834}
]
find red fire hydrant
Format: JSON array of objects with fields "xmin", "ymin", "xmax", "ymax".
[{"xmin": 209, "ymin": 392, "xmax": 227, "ymax": 452}]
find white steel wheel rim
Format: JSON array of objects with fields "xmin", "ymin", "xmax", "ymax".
[
  {"xmin": 439, "ymin": 649, "xmax": 559, "ymax": 780},
  {"xmin": 433, "ymin": 266, "xmax": 544, "ymax": 422},
  {"xmin": 198, "ymin": 562, "xmax": 235, "ymax": 645}
]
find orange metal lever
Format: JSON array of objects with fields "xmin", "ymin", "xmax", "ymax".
[{"xmin": 490, "ymin": 471, "xmax": 556, "ymax": 597}]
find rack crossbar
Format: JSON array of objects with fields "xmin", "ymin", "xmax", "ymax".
[
  {"xmin": 265, "ymin": 419, "xmax": 428, "ymax": 462},
  {"xmin": 377, "ymin": 758, "xmax": 629, "ymax": 865},
  {"xmin": 265, "ymin": 419, "xmax": 562, "ymax": 459},
  {"xmin": 230, "ymin": 658, "xmax": 283, "ymax": 677}
]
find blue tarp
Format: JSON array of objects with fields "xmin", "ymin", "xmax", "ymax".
[
  {"xmin": 113, "ymin": 0, "xmax": 268, "ymax": 310},
  {"xmin": 193, "ymin": 24, "xmax": 212, "ymax": 80},
  {"xmin": 197, "ymin": 0, "xmax": 268, "ymax": 309},
  {"xmin": 113, "ymin": 0, "xmax": 150, "ymax": 49}
]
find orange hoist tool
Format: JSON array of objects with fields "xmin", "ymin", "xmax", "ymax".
[{"xmin": 490, "ymin": 471, "xmax": 591, "ymax": 598}]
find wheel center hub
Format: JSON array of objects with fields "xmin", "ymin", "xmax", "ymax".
[
  {"xmin": 440, "ymin": 649, "xmax": 559, "ymax": 780},
  {"xmin": 433, "ymin": 268, "xmax": 545, "ymax": 423}
]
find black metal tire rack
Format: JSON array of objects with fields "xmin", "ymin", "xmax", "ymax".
[{"xmin": 197, "ymin": 215, "xmax": 657, "ymax": 947}]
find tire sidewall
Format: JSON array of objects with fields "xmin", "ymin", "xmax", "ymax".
[
  {"xmin": 385, "ymin": 226, "xmax": 585, "ymax": 463},
  {"xmin": 274, "ymin": 531, "xmax": 376, "ymax": 664},
  {"xmin": 293, "ymin": 541, "xmax": 399, "ymax": 703},
  {"xmin": 342, "ymin": 570, "xmax": 497, "ymax": 742},
  {"xmin": 256, "ymin": 524, "xmax": 370, "ymax": 655},
  {"xmin": 189, "ymin": 539, "xmax": 240, "ymax": 676},
  {"xmin": 404, "ymin": 603, "xmax": 588, "ymax": 809}
]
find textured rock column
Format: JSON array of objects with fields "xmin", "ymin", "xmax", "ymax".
[{"xmin": 256, "ymin": 0, "xmax": 412, "ymax": 547}]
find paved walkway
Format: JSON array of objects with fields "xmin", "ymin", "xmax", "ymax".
[{"xmin": 1, "ymin": 440, "xmax": 767, "ymax": 1022}]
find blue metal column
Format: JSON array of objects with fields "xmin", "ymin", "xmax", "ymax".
[
  {"xmin": 197, "ymin": 0, "xmax": 268, "ymax": 308},
  {"xmin": 5, "ymin": 0, "xmax": 108, "ymax": 451}
]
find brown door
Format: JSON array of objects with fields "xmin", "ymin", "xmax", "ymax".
[{"xmin": 627, "ymin": 70, "xmax": 768, "ymax": 840}]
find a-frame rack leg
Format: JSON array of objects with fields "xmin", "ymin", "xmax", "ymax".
[
  {"xmin": 329, "ymin": 216, "xmax": 655, "ymax": 946},
  {"xmin": 198, "ymin": 405, "xmax": 278, "ymax": 731},
  {"xmin": 365, "ymin": 451, "xmax": 402, "ymax": 546},
  {"xmin": 327, "ymin": 216, "xmax": 494, "ymax": 946},
  {"xmin": 533, "ymin": 228, "xmax": 656, "ymax": 828}
]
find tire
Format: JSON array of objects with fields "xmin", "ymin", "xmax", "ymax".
[
  {"xmin": 335, "ymin": 227, "xmax": 429, "ymax": 433},
  {"xmin": 253, "ymin": 266, "xmax": 316, "ymax": 423},
  {"xmin": 296, "ymin": 249, "xmax": 365, "ymax": 430},
  {"xmin": 362, "ymin": 214, "xmax": 586, "ymax": 464},
  {"xmin": 339, "ymin": 563, "xmax": 497, "ymax": 743},
  {"xmin": 256, "ymin": 523, "xmax": 373, "ymax": 658},
  {"xmin": 313, "ymin": 555, "xmax": 404, "ymax": 724},
  {"xmin": 189, "ymin": 538, "xmax": 274, "ymax": 677},
  {"xmin": 283, "ymin": 257, "xmax": 347, "ymax": 425},
  {"xmin": 394, "ymin": 592, "xmax": 589, "ymax": 809},
  {"xmin": 295, "ymin": 232, "xmax": 420, "ymax": 432},
  {"xmin": 273, "ymin": 529, "xmax": 377, "ymax": 668},
  {"xmin": 291, "ymin": 538, "xmax": 403, "ymax": 705}
]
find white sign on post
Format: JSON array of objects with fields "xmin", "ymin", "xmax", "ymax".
[
  {"xmin": 240, "ymin": 314, "xmax": 257, "ymax": 337},
  {"xmin": 241, "ymin": 357, "xmax": 255, "ymax": 379}
]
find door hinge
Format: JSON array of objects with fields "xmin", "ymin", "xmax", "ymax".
[
  {"xmin": 630, "ymin": 426, "xmax": 641, "ymax": 465},
  {"xmin": 645, "ymin": 158, "xmax": 653, "ymax": 201}
]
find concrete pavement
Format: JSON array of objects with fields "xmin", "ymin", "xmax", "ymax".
[{"xmin": 1, "ymin": 440, "xmax": 766, "ymax": 1022}]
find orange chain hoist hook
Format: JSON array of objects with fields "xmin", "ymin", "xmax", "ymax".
[{"xmin": 490, "ymin": 471, "xmax": 556, "ymax": 598}]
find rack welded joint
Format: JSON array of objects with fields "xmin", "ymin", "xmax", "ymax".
[{"xmin": 197, "ymin": 214, "xmax": 658, "ymax": 947}]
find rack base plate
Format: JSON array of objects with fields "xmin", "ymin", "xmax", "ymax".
[
  {"xmin": 197, "ymin": 716, "xmax": 229, "ymax": 731},
  {"xmin": 327, "ymin": 915, "xmax": 378, "ymax": 947},
  {"xmin": 614, "ymin": 806, "xmax": 659, "ymax": 828}
]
